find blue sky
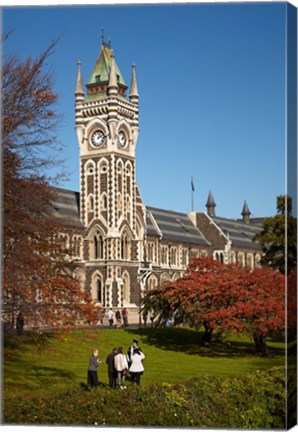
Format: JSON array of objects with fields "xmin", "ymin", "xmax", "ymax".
[{"xmin": 2, "ymin": 2, "xmax": 290, "ymax": 218}]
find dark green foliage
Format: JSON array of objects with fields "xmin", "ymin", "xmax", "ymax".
[
  {"xmin": 254, "ymin": 195, "xmax": 297, "ymax": 274},
  {"xmin": 4, "ymin": 367, "xmax": 285, "ymax": 428}
]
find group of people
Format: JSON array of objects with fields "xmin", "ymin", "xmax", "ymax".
[
  {"xmin": 87, "ymin": 339, "xmax": 145, "ymax": 389},
  {"xmin": 105, "ymin": 308, "xmax": 129, "ymax": 329}
]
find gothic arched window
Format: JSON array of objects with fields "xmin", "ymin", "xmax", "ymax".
[
  {"xmin": 87, "ymin": 194, "xmax": 94, "ymax": 212},
  {"xmin": 96, "ymin": 278, "xmax": 105, "ymax": 305},
  {"xmin": 121, "ymin": 232, "xmax": 130, "ymax": 260},
  {"xmin": 122, "ymin": 272, "xmax": 130, "ymax": 303},
  {"xmin": 91, "ymin": 273, "xmax": 105, "ymax": 307},
  {"xmin": 100, "ymin": 193, "xmax": 108, "ymax": 211},
  {"xmin": 72, "ymin": 235, "xmax": 82, "ymax": 258},
  {"xmin": 94, "ymin": 230, "xmax": 104, "ymax": 259}
]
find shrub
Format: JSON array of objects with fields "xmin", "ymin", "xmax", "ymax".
[{"xmin": 3, "ymin": 367, "xmax": 285, "ymax": 428}]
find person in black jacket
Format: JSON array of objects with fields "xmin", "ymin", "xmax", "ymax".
[
  {"xmin": 87, "ymin": 349, "xmax": 101, "ymax": 388},
  {"xmin": 105, "ymin": 347, "xmax": 118, "ymax": 389}
]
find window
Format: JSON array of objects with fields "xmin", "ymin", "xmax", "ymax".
[
  {"xmin": 190, "ymin": 249, "xmax": 199, "ymax": 262},
  {"xmin": 182, "ymin": 249, "xmax": 188, "ymax": 266},
  {"xmin": 238, "ymin": 252, "xmax": 245, "ymax": 267},
  {"xmin": 214, "ymin": 251, "xmax": 224, "ymax": 263},
  {"xmin": 147, "ymin": 242, "xmax": 155, "ymax": 262},
  {"xmin": 247, "ymin": 254, "xmax": 254, "ymax": 269},
  {"xmin": 121, "ymin": 233, "xmax": 130, "ymax": 260},
  {"xmin": 87, "ymin": 195, "xmax": 94, "ymax": 212},
  {"xmin": 118, "ymin": 194, "xmax": 123, "ymax": 218},
  {"xmin": 72, "ymin": 235, "xmax": 82, "ymax": 258},
  {"xmin": 170, "ymin": 248, "xmax": 177, "ymax": 266},
  {"xmin": 147, "ymin": 275, "xmax": 158, "ymax": 290},
  {"xmin": 123, "ymin": 273, "xmax": 130, "ymax": 303},
  {"xmin": 97, "ymin": 279, "xmax": 105, "ymax": 304},
  {"xmin": 101, "ymin": 194, "xmax": 107, "ymax": 211},
  {"xmin": 161, "ymin": 246, "xmax": 168, "ymax": 265},
  {"xmin": 91, "ymin": 273, "xmax": 105, "ymax": 306},
  {"xmin": 93, "ymin": 230, "xmax": 104, "ymax": 259},
  {"xmin": 58, "ymin": 234, "xmax": 69, "ymax": 253}
]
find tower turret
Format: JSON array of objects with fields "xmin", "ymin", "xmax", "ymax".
[
  {"xmin": 206, "ymin": 191, "xmax": 216, "ymax": 217},
  {"xmin": 107, "ymin": 52, "xmax": 118, "ymax": 97},
  {"xmin": 75, "ymin": 60, "xmax": 84, "ymax": 101},
  {"xmin": 241, "ymin": 200, "xmax": 251, "ymax": 223},
  {"xmin": 129, "ymin": 64, "xmax": 139, "ymax": 105}
]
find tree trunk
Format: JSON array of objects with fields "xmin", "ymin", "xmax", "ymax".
[
  {"xmin": 252, "ymin": 331, "xmax": 268, "ymax": 356},
  {"xmin": 202, "ymin": 322, "xmax": 213, "ymax": 345}
]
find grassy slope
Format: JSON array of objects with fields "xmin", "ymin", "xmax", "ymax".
[{"xmin": 3, "ymin": 327, "xmax": 285, "ymax": 400}]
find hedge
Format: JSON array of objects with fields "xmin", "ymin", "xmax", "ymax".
[{"xmin": 4, "ymin": 366, "xmax": 285, "ymax": 428}]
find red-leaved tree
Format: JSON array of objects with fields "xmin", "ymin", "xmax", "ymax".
[
  {"xmin": 142, "ymin": 258, "xmax": 285, "ymax": 355},
  {"xmin": 3, "ymin": 39, "xmax": 101, "ymax": 331}
]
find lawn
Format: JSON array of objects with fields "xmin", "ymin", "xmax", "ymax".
[{"xmin": 3, "ymin": 326, "xmax": 285, "ymax": 399}]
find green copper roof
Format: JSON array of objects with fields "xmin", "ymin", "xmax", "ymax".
[{"xmin": 87, "ymin": 43, "xmax": 127, "ymax": 88}]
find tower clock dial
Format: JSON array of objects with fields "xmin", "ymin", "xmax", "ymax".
[
  {"xmin": 91, "ymin": 130, "xmax": 105, "ymax": 147},
  {"xmin": 118, "ymin": 131, "xmax": 127, "ymax": 148}
]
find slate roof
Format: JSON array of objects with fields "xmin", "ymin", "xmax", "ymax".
[
  {"xmin": 211, "ymin": 216, "xmax": 262, "ymax": 250},
  {"xmin": 146, "ymin": 206, "xmax": 210, "ymax": 246},
  {"xmin": 51, "ymin": 187, "xmax": 262, "ymax": 250},
  {"xmin": 87, "ymin": 43, "xmax": 127, "ymax": 90},
  {"xmin": 51, "ymin": 187, "xmax": 83, "ymax": 229}
]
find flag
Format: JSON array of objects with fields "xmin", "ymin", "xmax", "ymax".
[{"xmin": 191, "ymin": 177, "xmax": 195, "ymax": 192}]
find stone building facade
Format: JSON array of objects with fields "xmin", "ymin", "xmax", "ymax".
[{"xmin": 53, "ymin": 40, "xmax": 264, "ymax": 316}]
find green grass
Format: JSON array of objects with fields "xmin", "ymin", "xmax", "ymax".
[
  {"xmin": 3, "ymin": 327, "xmax": 287, "ymax": 427},
  {"xmin": 3, "ymin": 326, "xmax": 285, "ymax": 400}
]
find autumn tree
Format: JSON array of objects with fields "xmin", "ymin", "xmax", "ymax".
[
  {"xmin": 142, "ymin": 258, "xmax": 285, "ymax": 355},
  {"xmin": 2, "ymin": 39, "xmax": 101, "ymax": 330},
  {"xmin": 254, "ymin": 195, "xmax": 297, "ymax": 275}
]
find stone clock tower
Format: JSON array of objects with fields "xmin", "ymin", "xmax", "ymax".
[{"xmin": 74, "ymin": 40, "xmax": 147, "ymax": 310}]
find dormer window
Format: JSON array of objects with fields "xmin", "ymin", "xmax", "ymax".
[{"xmin": 95, "ymin": 74, "xmax": 101, "ymax": 82}]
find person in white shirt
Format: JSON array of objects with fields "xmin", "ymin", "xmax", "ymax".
[
  {"xmin": 129, "ymin": 348, "xmax": 145, "ymax": 385},
  {"xmin": 114, "ymin": 347, "xmax": 129, "ymax": 389},
  {"xmin": 107, "ymin": 309, "xmax": 114, "ymax": 328}
]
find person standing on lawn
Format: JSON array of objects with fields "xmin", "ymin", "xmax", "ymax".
[
  {"xmin": 121, "ymin": 307, "xmax": 128, "ymax": 327},
  {"xmin": 107, "ymin": 308, "xmax": 114, "ymax": 328},
  {"xmin": 127, "ymin": 339, "xmax": 142, "ymax": 367},
  {"xmin": 129, "ymin": 348, "xmax": 145, "ymax": 385},
  {"xmin": 114, "ymin": 347, "xmax": 129, "ymax": 389},
  {"xmin": 142, "ymin": 311, "xmax": 148, "ymax": 327},
  {"xmin": 87, "ymin": 348, "xmax": 101, "ymax": 388},
  {"xmin": 115, "ymin": 310, "xmax": 122, "ymax": 329},
  {"xmin": 105, "ymin": 347, "xmax": 118, "ymax": 389}
]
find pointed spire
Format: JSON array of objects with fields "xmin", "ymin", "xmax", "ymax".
[
  {"xmin": 107, "ymin": 51, "xmax": 118, "ymax": 96},
  {"xmin": 206, "ymin": 191, "xmax": 216, "ymax": 217},
  {"xmin": 129, "ymin": 63, "xmax": 139, "ymax": 104},
  {"xmin": 75, "ymin": 60, "xmax": 84, "ymax": 99},
  {"xmin": 241, "ymin": 200, "xmax": 251, "ymax": 223}
]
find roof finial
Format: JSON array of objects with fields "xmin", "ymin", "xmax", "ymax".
[
  {"xmin": 206, "ymin": 191, "xmax": 216, "ymax": 217},
  {"xmin": 241, "ymin": 200, "xmax": 251, "ymax": 223},
  {"xmin": 75, "ymin": 60, "xmax": 84, "ymax": 99},
  {"xmin": 129, "ymin": 63, "xmax": 139, "ymax": 104},
  {"xmin": 101, "ymin": 27, "xmax": 105, "ymax": 45},
  {"xmin": 108, "ymin": 51, "xmax": 118, "ymax": 96}
]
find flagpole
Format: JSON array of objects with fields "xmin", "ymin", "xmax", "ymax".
[{"xmin": 191, "ymin": 177, "xmax": 195, "ymax": 212}]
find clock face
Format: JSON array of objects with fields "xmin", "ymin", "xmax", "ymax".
[
  {"xmin": 91, "ymin": 130, "xmax": 105, "ymax": 147},
  {"xmin": 118, "ymin": 131, "xmax": 127, "ymax": 148}
]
